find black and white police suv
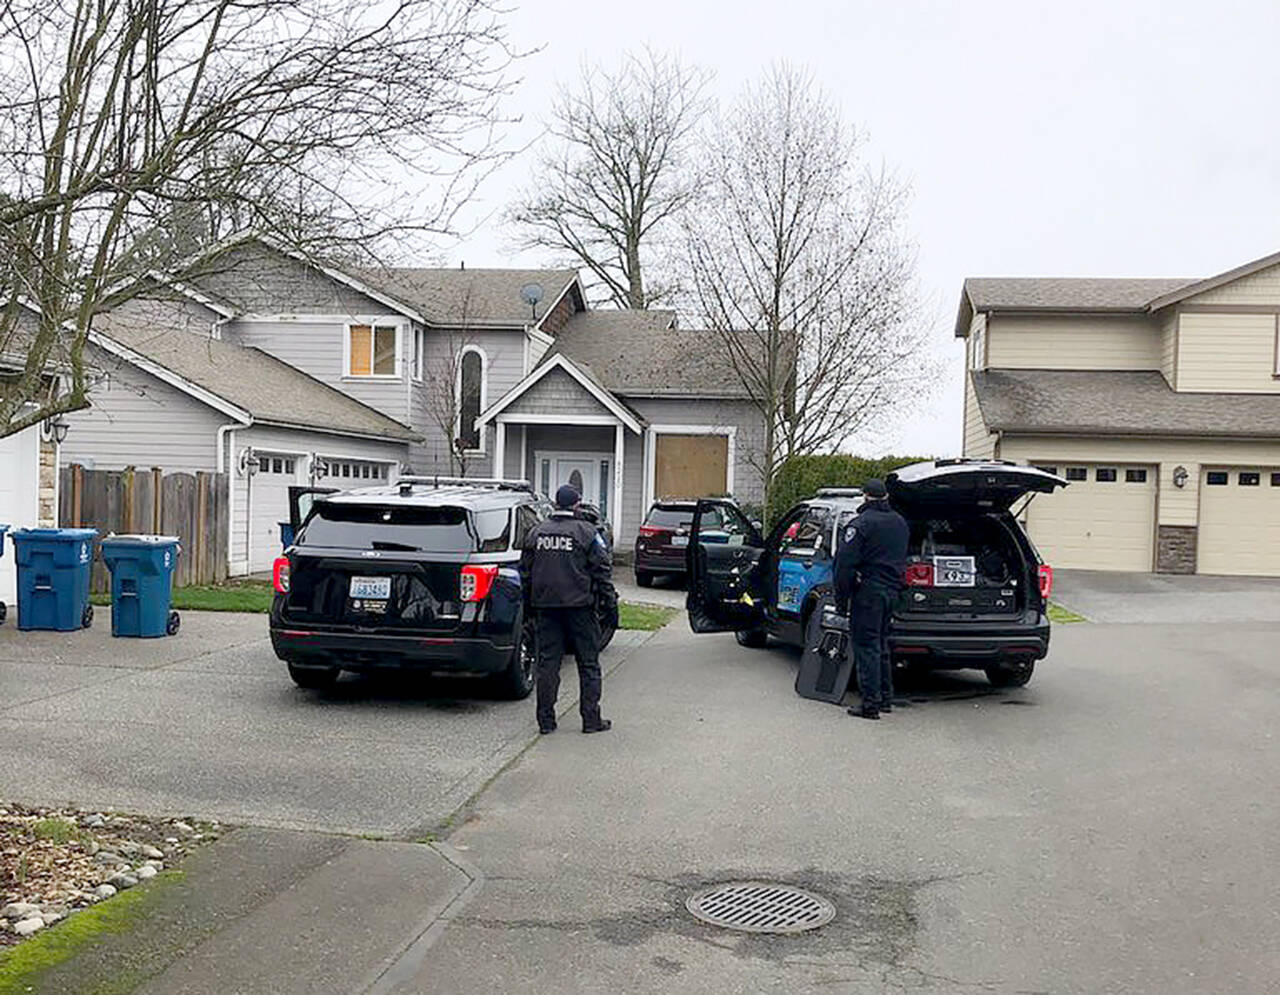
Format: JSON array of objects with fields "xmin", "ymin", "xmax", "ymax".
[
  {"xmin": 269, "ymin": 478, "xmax": 552, "ymax": 696},
  {"xmin": 684, "ymin": 460, "xmax": 1068, "ymax": 688}
]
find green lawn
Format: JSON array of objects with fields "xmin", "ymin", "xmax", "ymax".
[
  {"xmin": 1048, "ymin": 602, "xmax": 1088, "ymax": 623},
  {"xmin": 617, "ymin": 603, "xmax": 679, "ymax": 631}
]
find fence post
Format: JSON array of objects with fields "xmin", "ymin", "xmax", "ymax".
[
  {"xmin": 196, "ymin": 471, "xmax": 209, "ymax": 583},
  {"xmin": 152, "ymin": 467, "xmax": 163, "ymax": 533},
  {"xmin": 72, "ymin": 464, "xmax": 83, "ymax": 527}
]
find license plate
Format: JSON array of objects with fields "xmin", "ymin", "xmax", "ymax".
[
  {"xmin": 349, "ymin": 576, "xmax": 391, "ymax": 599},
  {"xmin": 934, "ymin": 556, "xmax": 976, "ymax": 587},
  {"xmin": 671, "ymin": 535, "xmax": 689, "ymax": 547}
]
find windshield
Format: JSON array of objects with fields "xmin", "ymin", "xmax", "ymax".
[
  {"xmin": 646, "ymin": 506, "xmax": 695, "ymax": 528},
  {"xmin": 300, "ymin": 503, "xmax": 510, "ymax": 554}
]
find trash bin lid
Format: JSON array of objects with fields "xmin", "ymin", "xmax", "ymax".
[
  {"xmin": 102, "ymin": 534, "xmax": 181, "ymax": 545},
  {"xmin": 11, "ymin": 527, "xmax": 99, "ymax": 540}
]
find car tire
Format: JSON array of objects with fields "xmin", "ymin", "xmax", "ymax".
[
  {"xmin": 985, "ymin": 660, "xmax": 1035, "ymax": 688},
  {"xmin": 635, "ymin": 570, "xmax": 655, "ymax": 588},
  {"xmin": 735, "ymin": 628, "xmax": 768, "ymax": 649},
  {"xmin": 492, "ymin": 619, "xmax": 536, "ymax": 700},
  {"xmin": 287, "ymin": 662, "xmax": 340, "ymax": 690}
]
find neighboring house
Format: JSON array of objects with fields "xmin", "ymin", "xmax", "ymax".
[
  {"xmin": 63, "ymin": 240, "xmax": 765, "ymax": 571},
  {"xmin": 958, "ymin": 248, "xmax": 1280, "ymax": 576}
]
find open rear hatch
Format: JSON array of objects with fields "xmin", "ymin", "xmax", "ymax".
[{"xmin": 886, "ymin": 460, "xmax": 1065, "ymax": 513}]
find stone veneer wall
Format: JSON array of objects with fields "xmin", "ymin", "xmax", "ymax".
[
  {"xmin": 1156, "ymin": 525, "xmax": 1197, "ymax": 574},
  {"xmin": 38, "ymin": 438, "xmax": 57, "ymax": 526}
]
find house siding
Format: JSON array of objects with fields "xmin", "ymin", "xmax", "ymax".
[
  {"xmin": 537, "ymin": 288, "xmax": 580, "ymax": 337},
  {"xmin": 105, "ymin": 295, "xmax": 222, "ymax": 337},
  {"xmin": 986, "ymin": 314, "xmax": 1160, "ymax": 370},
  {"xmin": 1187, "ymin": 261, "xmax": 1280, "ymax": 305},
  {"xmin": 1176, "ymin": 312, "xmax": 1280, "ymax": 393},
  {"xmin": 963, "ymin": 370, "xmax": 996, "ymax": 459},
  {"xmin": 63, "ymin": 344, "xmax": 230, "ymax": 473},
  {"xmin": 1159, "ymin": 308, "xmax": 1178, "ymax": 387},
  {"xmin": 503, "ymin": 368, "xmax": 611, "ymax": 418}
]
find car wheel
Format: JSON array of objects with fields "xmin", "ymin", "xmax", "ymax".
[
  {"xmin": 735, "ymin": 628, "xmax": 768, "ymax": 648},
  {"xmin": 598, "ymin": 611, "xmax": 616, "ymax": 652},
  {"xmin": 287, "ymin": 662, "xmax": 340, "ymax": 690},
  {"xmin": 985, "ymin": 660, "xmax": 1035, "ymax": 688},
  {"xmin": 635, "ymin": 570, "xmax": 655, "ymax": 588},
  {"xmin": 492, "ymin": 619, "xmax": 536, "ymax": 700}
]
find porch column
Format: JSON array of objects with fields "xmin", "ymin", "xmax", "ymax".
[
  {"xmin": 614, "ymin": 422, "xmax": 625, "ymax": 541},
  {"xmin": 493, "ymin": 419, "xmax": 506, "ymax": 479}
]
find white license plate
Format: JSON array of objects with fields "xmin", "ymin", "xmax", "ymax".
[
  {"xmin": 349, "ymin": 576, "xmax": 391, "ymax": 600},
  {"xmin": 934, "ymin": 556, "xmax": 976, "ymax": 587},
  {"xmin": 671, "ymin": 535, "xmax": 689, "ymax": 547}
]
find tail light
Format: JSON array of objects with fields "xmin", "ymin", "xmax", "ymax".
[
  {"xmin": 272, "ymin": 556, "xmax": 291, "ymax": 594},
  {"xmin": 637, "ymin": 525, "xmax": 667, "ymax": 538},
  {"xmin": 460, "ymin": 564, "xmax": 499, "ymax": 602},
  {"xmin": 904, "ymin": 562, "xmax": 934, "ymax": 587},
  {"xmin": 1038, "ymin": 564, "xmax": 1053, "ymax": 599}
]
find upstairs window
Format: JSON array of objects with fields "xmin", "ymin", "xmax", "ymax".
[
  {"xmin": 456, "ymin": 347, "xmax": 485, "ymax": 452},
  {"xmin": 413, "ymin": 328, "xmax": 426, "ymax": 382},
  {"xmin": 970, "ymin": 321, "xmax": 986, "ymax": 371},
  {"xmin": 347, "ymin": 323, "xmax": 399, "ymax": 378}
]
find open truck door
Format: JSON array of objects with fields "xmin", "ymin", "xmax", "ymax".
[{"xmin": 684, "ymin": 499, "xmax": 767, "ymax": 634}]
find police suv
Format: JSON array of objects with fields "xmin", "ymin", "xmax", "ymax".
[
  {"xmin": 684, "ymin": 460, "xmax": 1067, "ymax": 688},
  {"xmin": 269, "ymin": 477, "xmax": 608, "ymax": 696}
]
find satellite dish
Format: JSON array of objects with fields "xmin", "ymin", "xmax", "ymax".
[{"xmin": 520, "ymin": 282, "xmax": 545, "ymax": 319}]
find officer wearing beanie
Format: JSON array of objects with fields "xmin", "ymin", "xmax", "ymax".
[
  {"xmin": 520, "ymin": 484, "xmax": 615, "ymax": 734},
  {"xmin": 833, "ymin": 478, "xmax": 909, "ymax": 720}
]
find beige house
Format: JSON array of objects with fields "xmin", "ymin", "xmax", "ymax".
[{"xmin": 958, "ymin": 249, "xmax": 1280, "ymax": 576}]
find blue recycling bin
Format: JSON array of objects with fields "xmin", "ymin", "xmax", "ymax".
[
  {"xmin": 0, "ymin": 524, "xmax": 9, "ymax": 626},
  {"xmin": 10, "ymin": 528, "xmax": 98, "ymax": 631},
  {"xmin": 100, "ymin": 535, "xmax": 182, "ymax": 638},
  {"xmin": 278, "ymin": 521, "xmax": 296, "ymax": 549}
]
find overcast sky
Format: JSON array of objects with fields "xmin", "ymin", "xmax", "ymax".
[{"xmin": 441, "ymin": 0, "xmax": 1280, "ymax": 457}]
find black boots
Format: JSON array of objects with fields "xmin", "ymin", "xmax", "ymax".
[
  {"xmin": 847, "ymin": 705, "xmax": 880, "ymax": 721},
  {"xmin": 582, "ymin": 719, "xmax": 612, "ymax": 734}
]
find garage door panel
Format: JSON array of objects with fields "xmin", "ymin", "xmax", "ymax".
[
  {"xmin": 1023, "ymin": 465, "xmax": 1156, "ymax": 572},
  {"xmin": 1198, "ymin": 468, "xmax": 1280, "ymax": 576}
]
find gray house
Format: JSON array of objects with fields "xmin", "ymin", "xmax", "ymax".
[{"xmin": 62, "ymin": 240, "xmax": 765, "ymax": 573}]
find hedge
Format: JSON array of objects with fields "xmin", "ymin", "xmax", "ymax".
[{"xmin": 768, "ymin": 453, "xmax": 932, "ymax": 527}]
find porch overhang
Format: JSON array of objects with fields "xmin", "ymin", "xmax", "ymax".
[{"xmin": 476, "ymin": 353, "xmax": 645, "ymax": 435}]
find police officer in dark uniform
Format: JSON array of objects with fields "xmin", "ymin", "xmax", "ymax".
[
  {"xmin": 833, "ymin": 478, "xmax": 910, "ymax": 720},
  {"xmin": 521, "ymin": 484, "xmax": 616, "ymax": 735}
]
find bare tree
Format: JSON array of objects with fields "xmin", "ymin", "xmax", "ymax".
[
  {"xmin": 0, "ymin": 0, "xmax": 521, "ymax": 436},
  {"xmin": 684, "ymin": 65, "xmax": 933, "ymax": 516},
  {"xmin": 508, "ymin": 47, "xmax": 710, "ymax": 309}
]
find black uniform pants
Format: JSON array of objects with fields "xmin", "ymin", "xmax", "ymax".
[
  {"xmin": 850, "ymin": 584, "xmax": 896, "ymax": 709},
  {"xmin": 534, "ymin": 606, "xmax": 602, "ymax": 729}
]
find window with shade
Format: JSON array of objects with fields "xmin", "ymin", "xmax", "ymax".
[
  {"xmin": 347, "ymin": 323, "xmax": 399, "ymax": 377},
  {"xmin": 457, "ymin": 348, "xmax": 484, "ymax": 451}
]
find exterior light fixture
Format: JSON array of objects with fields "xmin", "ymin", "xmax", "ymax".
[
  {"xmin": 42, "ymin": 415, "xmax": 69, "ymax": 445},
  {"xmin": 1172, "ymin": 466, "xmax": 1189, "ymax": 488}
]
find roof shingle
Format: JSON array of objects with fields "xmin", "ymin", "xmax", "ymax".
[
  {"xmin": 971, "ymin": 369, "xmax": 1280, "ymax": 439},
  {"xmin": 356, "ymin": 267, "xmax": 579, "ymax": 327}
]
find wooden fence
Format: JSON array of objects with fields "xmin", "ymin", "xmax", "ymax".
[{"xmin": 59, "ymin": 465, "xmax": 229, "ymax": 592}]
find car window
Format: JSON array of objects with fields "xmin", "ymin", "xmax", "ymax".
[
  {"xmin": 301, "ymin": 502, "xmax": 504, "ymax": 554},
  {"xmin": 704, "ymin": 503, "xmax": 755, "ymax": 545},
  {"xmin": 780, "ymin": 506, "xmax": 834, "ymax": 557},
  {"xmin": 514, "ymin": 504, "xmax": 540, "ymax": 549},
  {"xmin": 646, "ymin": 506, "xmax": 695, "ymax": 528},
  {"xmin": 474, "ymin": 508, "xmax": 512, "ymax": 553}
]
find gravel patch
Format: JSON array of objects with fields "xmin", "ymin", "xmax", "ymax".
[{"xmin": 1, "ymin": 802, "xmax": 223, "ymax": 948}]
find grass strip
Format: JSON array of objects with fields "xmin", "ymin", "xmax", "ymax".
[{"xmin": 1048, "ymin": 602, "xmax": 1088, "ymax": 624}]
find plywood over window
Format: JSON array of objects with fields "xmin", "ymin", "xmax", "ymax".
[{"xmin": 655, "ymin": 434, "xmax": 728, "ymax": 500}]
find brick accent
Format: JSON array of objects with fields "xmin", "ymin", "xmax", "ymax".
[
  {"xmin": 1156, "ymin": 525, "xmax": 1197, "ymax": 574},
  {"xmin": 38, "ymin": 438, "xmax": 58, "ymax": 527}
]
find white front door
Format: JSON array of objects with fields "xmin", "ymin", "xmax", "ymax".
[
  {"xmin": 536, "ymin": 451, "xmax": 612, "ymax": 520},
  {"xmin": 0, "ymin": 426, "xmax": 41, "ymax": 605}
]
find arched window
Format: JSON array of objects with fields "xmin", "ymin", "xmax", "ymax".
[{"xmin": 457, "ymin": 347, "xmax": 485, "ymax": 451}]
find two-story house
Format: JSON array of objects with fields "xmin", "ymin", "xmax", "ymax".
[
  {"xmin": 958, "ymin": 248, "xmax": 1280, "ymax": 577},
  {"xmin": 62, "ymin": 240, "xmax": 765, "ymax": 576}
]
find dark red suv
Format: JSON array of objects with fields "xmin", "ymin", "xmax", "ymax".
[{"xmin": 633, "ymin": 501, "xmax": 701, "ymax": 587}]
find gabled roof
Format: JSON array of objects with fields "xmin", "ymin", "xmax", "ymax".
[
  {"xmin": 1146, "ymin": 248, "xmax": 1280, "ymax": 310},
  {"xmin": 355, "ymin": 267, "xmax": 582, "ymax": 328},
  {"xmin": 954, "ymin": 277, "xmax": 1192, "ymax": 337},
  {"xmin": 548, "ymin": 310, "xmax": 753, "ymax": 398},
  {"xmin": 92, "ymin": 314, "xmax": 421, "ymax": 443},
  {"xmin": 476, "ymin": 352, "xmax": 644, "ymax": 433},
  {"xmin": 971, "ymin": 369, "xmax": 1280, "ymax": 439}
]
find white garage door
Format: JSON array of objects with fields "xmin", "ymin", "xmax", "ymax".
[
  {"xmin": 0, "ymin": 427, "xmax": 41, "ymax": 605},
  {"xmin": 1198, "ymin": 468, "xmax": 1280, "ymax": 576},
  {"xmin": 316, "ymin": 458, "xmax": 390, "ymax": 489},
  {"xmin": 1022, "ymin": 463, "xmax": 1156, "ymax": 571},
  {"xmin": 247, "ymin": 452, "xmax": 301, "ymax": 573}
]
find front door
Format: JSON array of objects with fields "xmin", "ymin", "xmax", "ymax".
[{"xmin": 535, "ymin": 452, "xmax": 612, "ymax": 521}]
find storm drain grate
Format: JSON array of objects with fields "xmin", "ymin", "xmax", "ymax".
[{"xmin": 685, "ymin": 881, "xmax": 836, "ymax": 934}]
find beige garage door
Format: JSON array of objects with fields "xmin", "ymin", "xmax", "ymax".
[
  {"xmin": 1022, "ymin": 464, "xmax": 1156, "ymax": 571},
  {"xmin": 1198, "ymin": 468, "xmax": 1280, "ymax": 576},
  {"xmin": 654, "ymin": 434, "xmax": 728, "ymax": 500}
]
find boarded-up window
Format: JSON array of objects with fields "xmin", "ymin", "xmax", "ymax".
[
  {"xmin": 654, "ymin": 434, "xmax": 728, "ymax": 500},
  {"xmin": 348, "ymin": 324, "xmax": 398, "ymax": 376}
]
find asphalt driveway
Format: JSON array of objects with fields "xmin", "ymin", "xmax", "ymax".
[
  {"xmin": 0, "ymin": 610, "xmax": 649, "ymax": 838},
  {"xmin": 1055, "ymin": 569, "xmax": 1280, "ymax": 623}
]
